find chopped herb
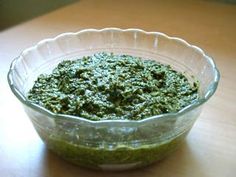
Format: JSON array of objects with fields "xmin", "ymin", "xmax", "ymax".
[{"xmin": 28, "ymin": 52, "xmax": 198, "ymax": 121}]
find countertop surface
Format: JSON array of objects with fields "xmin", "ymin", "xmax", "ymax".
[{"xmin": 0, "ymin": 0, "xmax": 236, "ymax": 176}]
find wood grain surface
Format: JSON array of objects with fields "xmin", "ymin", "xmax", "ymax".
[{"xmin": 0, "ymin": 0, "xmax": 236, "ymax": 177}]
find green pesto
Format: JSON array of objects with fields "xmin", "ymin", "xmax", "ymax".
[
  {"xmin": 45, "ymin": 132, "xmax": 187, "ymax": 169},
  {"xmin": 28, "ymin": 52, "xmax": 198, "ymax": 121}
]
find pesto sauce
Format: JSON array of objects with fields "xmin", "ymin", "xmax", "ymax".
[
  {"xmin": 45, "ymin": 131, "xmax": 187, "ymax": 169},
  {"xmin": 28, "ymin": 52, "xmax": 198, "ymax": 121}
]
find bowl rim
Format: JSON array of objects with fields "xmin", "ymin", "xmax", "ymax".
[{"xmin": 7, "ymin": 28, "xmax": 220, "ymax": 125}]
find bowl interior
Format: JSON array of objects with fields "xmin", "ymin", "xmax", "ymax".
[{"xmin": 8, "ymin": 28, "xmax": 220, "ymax": 125}]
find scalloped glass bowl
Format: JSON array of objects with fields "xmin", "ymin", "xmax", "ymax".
[{"xmin": 8, "ymin": 28, "xmax": 219, "ymax": 170}]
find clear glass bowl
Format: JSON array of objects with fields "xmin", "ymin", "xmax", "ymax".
[{"xmin": 8, "ymin": 28, "xmax": 220, "ymax": 170}]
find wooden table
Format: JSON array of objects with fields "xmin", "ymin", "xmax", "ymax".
[{"xmin": 0, "ymin": 0, "xmax": 236, "ymax": 176}]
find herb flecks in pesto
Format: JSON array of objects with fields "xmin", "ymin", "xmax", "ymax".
[{"xmin": 28, "ymin": 52, "xmax": 198, "ymax": 121}]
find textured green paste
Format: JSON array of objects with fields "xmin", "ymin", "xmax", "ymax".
[
  {"xmin": 28, "ymin": 52, "xmax": 198, "ymax": 120},
  {"xmin": 46, "ymin": 132, "xmax": 187, "ymax": 169}
]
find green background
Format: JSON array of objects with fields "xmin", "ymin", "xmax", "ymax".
[{"xmin": 0, "ymin": 0, "xmax": 78, "ymax": 30}]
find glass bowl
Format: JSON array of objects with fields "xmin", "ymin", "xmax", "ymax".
[{"xmin": 8, "ymin": 28, "xmax": 220, "ymax": 170}]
